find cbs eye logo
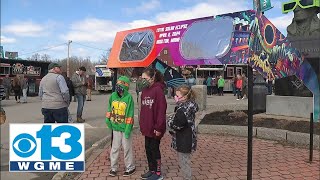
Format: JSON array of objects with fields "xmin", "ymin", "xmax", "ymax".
[
  {"xmin": 12, "ymin": 134, "xmax": 37, "ymax": 158},
  {"xmin": 10, "ymin": 124, "xmax": 85, "ymax": 172}
]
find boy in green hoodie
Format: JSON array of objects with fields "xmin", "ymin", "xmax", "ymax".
[{"xmin": 106, "ymin": 76, "xmax": 136, "ymax": 177}]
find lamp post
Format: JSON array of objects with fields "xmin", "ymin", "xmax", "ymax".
[{"xmin": 67, "ymin": 40, "xmax": 72, "ymax": 77}]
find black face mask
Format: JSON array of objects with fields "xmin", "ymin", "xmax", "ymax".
[{"xmin": 115, "ymin": 84, "xmax": 124, "ymax": 95}]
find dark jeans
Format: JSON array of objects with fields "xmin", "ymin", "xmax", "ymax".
[
  {"xmin": 14, "ymin": 90, "xmax": 21, "ymax": 101},
  {"xmin": 76, "ymin": 94, "xmax": 86, "ymax": 118},
  {"xmin": 145, "ymin": 136, "xmax": 161, "ymax": 172},
  {"xmin": 213, "ymin": 86, "xmax": 218, "ymax": 95},
  {"xmin": 232, "ymin": 84, "xmax": 236, "ymax": 96},
  {"xmin": 42, "ymin": 107, "xmax": 68, "ymax": 123},
  {"xmin": 218, "ymin": 87, "xmax": 224, "ymax": 96},
  {"xmin": 207, "ymin": 86, "xmax": 213, "ymax": 95},
  {"xmin": 236, "ymin": 88, "xmax": 242, "ymax": 99}
]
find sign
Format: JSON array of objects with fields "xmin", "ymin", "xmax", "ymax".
[
  {"xmin": 12, "ymin": 63, "xmax": 24, "ymax": 74},
  {"xmin": 260, "ymin": 0, "xmax": 273, "ymax": 12},
  {"xmin": 0, "ymin": 46, "xmax": 4, "ymax": 58},
  {"xmin": 10, "ymin": 124, "xmax": 85, "ymax": 172},
  {"xmin": 25, "ymin": 66, "xmax": 41, "ymax": 76},
  {"xmin": 253, "ymin": 0, "xmax": 273, "ymax": 12},
  {"xmin": 5, "ymin": 51, "xmax": 18, "ymax": 59}
]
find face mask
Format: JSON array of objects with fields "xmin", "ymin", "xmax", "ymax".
[
  {"xmin": 115, "ymin": 84, "xmax": 124, "ymax": 95},
  {"xmin": 141, "ymin": 78, "xmax": 151, "ymax": 89},
  {"xmin": 174, "ymin": 95, "xmax": 183, "ymax": 103}
]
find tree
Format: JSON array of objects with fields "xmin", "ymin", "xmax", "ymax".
[
  {"xmin": 41, "ymin": 54, "xmax": 51, "ymax": 62},
  {"xmin": 30, "ymin": 53, "xmax": 41, "ymax": 61},
  {"xmin": 99, "ymin": 48, "xmax": 111, "ymax": 64}
]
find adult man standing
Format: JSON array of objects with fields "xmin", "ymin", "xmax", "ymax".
[
  {"xmin": 72, "ymin": 66, "xmax": 87, "ymax": 123},
  {"xmin": 39, "ymin": 63, "xmax": 69, "ymax": 123},
  {"xmin": 3, "ymin": 74, "xmax": 11, "ymax": 100}
]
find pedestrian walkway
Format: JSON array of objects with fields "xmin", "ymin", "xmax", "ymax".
[{"xmin": 78, "ymin": 134, "xmax": 319, "ymax": 180}]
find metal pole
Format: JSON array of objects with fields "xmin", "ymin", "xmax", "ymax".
[
  {"xmin": 67, "ymin": 40, "xmax": 72, "ymax": 77},
  {"xmin": 112, "ymin": 68, "xmax": 118, "ymax": 92},
  {"xmin": 247, "ymin": 65, "xmax": 253, "ymax": 180},
  {"xmin": 309, "ymin": 112, "xmax": 314, "ymax": 162}
]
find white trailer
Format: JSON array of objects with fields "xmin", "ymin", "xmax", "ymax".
[{"xmin": 95, "ymin": 65, "xmax": 112, "ymax": 92}]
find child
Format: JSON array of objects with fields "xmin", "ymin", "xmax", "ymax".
[
  {"xmin": 105, "ymin": 76, "xmax": 136, "ymax": 177},
  {"xmin": 139, "ymin": 68, "xmax": 167, "ymax": 180},
  {"xmin": 167, "ymin": 85, "xmax": 199, "ymax": 180}
]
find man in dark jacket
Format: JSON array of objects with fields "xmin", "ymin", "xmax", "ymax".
[{"xmin": 71, "ymin": 67, "xmax": 87, "ymax": 123}]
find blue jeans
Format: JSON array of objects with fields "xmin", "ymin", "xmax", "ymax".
[
  {"xmin": 42, "ymin": 107, "xmax": 68, "ymax": 123},
  {"xmin": 76, "ymin": 94, "xmax": 86, "ymax": 118}
]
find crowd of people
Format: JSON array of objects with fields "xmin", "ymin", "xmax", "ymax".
[
  {"xmin": 204, "ymin": 75, "xmax": 226, "ymax": 96},
  {"xmin": 1, "ymin": 74, "xmax": 29, "ymax": 103}
]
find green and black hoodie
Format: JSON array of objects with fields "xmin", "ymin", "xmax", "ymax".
[{"xmin": 105, "ymin": 76, "xmax": 134, "ymax": 138}]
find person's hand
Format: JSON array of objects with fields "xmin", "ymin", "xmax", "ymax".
[{"xmin": 154, "ymin": 130, "xmax": 162, "ymax": 137}]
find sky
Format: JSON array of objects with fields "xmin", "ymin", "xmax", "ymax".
[{"xmin": 1, "ymin": 0, "xmax": 295, "ymax": 61}]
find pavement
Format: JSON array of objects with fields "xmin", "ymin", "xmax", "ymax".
[
  {"xmin": 5, "ymin": 89, "xmax": 311, "ymax": 180},
  {"xmin": 78, "ymin": 134, "xmax": 320, "ymax": 180},
  {"xmin": 0, "ymin": 93, "xmax": 113, "ymax": 180}
]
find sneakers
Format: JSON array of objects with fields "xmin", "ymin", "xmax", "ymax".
[
  {"xmin": 146, "ymin": 173, "xmax": 163, "ymax": 180},
  {"xmin": 76, "ymin": 117, "xmax": 85, "ymax": 123},
  {"xmin": 236, "ymin": 99, "xmax": 240, "ymax": 100},
  {"xmin": 109, "ymin": 170, "xmax": 117, "ymax": 177},
  {"xmin": 123, "ymin": 168, "xmax": 136, "ymax": 177},
  {"xmin": 141, "ymin": 171, "xmax": 153, "ymax": 179}
]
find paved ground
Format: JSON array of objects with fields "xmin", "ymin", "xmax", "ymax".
[{"xmin": 78, "ymin": 134, "xmax": 320, "ymax": 180}]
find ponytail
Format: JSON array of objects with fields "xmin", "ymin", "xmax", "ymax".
[{"xmin": 177, "ymin": 85, "xmax": 196, "ymax": 101}]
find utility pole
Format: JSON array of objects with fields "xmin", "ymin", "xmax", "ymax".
[{"xmin": 67, "ymin": 40, "xmax": 72, "ymax": 77}]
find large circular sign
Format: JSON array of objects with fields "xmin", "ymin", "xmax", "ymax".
[{"xmin": 264, "ymin": 25, "xmax": 274, "ymax": 45}]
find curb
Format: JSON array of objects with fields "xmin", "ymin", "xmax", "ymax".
[
  {"xmin": 51, "ymin": 135, "xmax": 112, "ymax": 180},
  {"xmin": 198, "ymin": 124, "xmax": 320, "ymax": 149}
]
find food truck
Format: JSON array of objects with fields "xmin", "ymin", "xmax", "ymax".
[{"xmin": 0, "ymin": 58, "xmax": 50, "ymax": 96}]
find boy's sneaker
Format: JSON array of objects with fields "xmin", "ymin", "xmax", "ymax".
[
  {"xmin": 141, "ymin": 171, "xmax": 153, "ymax": 179},
  {"xmin": 146, "ymin": 173, "xmax": 163, "ymax": 180},
  {"xmin": 123, "ymin": 168, "xmax": 136, "ymax": 177},
  {"xmin": 109, "ymin": 170, "xmax": 117, "ymax": 177}
]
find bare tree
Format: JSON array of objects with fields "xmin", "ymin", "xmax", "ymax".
[
  {"xmin": 30, "ymin": 53, "xmax": 41, "ymax": 61},
  {"xmin": 41, "ymin": 54, "xmax": 51, "ymax": 62},
  {"xmin": 99, "ymin": 48, "xmax": 111, "ymax": 63}
]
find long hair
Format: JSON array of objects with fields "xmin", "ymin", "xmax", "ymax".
[
  {"xmin": 176, "ymin": 85, "xmax": 196, "ymax": 101},
  {"xmin": 12, "ymin": 76, "xmax": 20, "ymax": 87},
  {"xmin": 143, "ymin": 68, "xmax": 164, "ymax": 83}
]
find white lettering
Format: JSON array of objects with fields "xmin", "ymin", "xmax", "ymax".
[
  {"xmin": 65, "ymin": 162, "xmax": 74, "ymax": 170},
  {"xmin": 34, "ymin": 162, "xmax": 44, "ymax": 170},
  {"xmin": 156, "ymin": 40, "xmax": 163, "ymax": 44},
  {"xmin": 18, "ymin": 162, "xmax": 30, "ymax": 170},
  {"xmin": 170, "ymin": 38, "xmax": 180, "ymax": 43},
  {"xmin": 172, "ymin": 31, "xmax": 181, "ymax": 37},
  {"xmin": 164, "ymin": 39, "xmax": 170, "ymax": 43},
  {"xmin": 49, "ymin": 162, "xmax": 61, "ymax": 170}
]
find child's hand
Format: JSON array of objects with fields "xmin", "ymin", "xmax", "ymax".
[{"xmin": 154, "ymin": 130, "xmax": 162, "ymax": 136}]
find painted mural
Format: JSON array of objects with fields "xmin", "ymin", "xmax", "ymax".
[{"xmin": 107, "ymin": 10, "xmax": 319, "ymax": 121}]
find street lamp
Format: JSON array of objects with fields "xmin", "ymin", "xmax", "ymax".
[{"xmin": 67, "ymin": 40, "xmax": 72, "ymax": 77}]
